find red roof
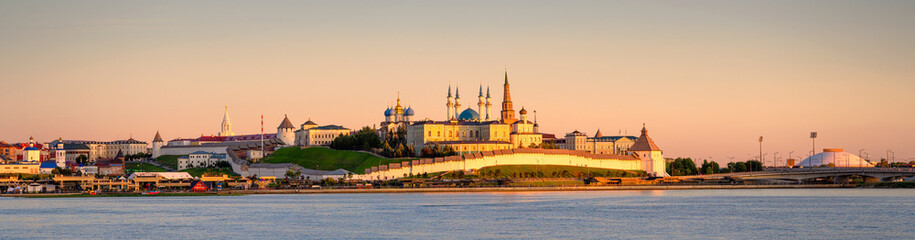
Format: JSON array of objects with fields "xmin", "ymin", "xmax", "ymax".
[{"xmin": 172, "ymin": 134, "xmax": 277, "ymax": 142}]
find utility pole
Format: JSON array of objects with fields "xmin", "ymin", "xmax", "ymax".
[
  {"xmin": 759, "ymin": 136, "xmax": 763, "ymax": 171},
  {"xmin": 810, "ymin": 132, "xmax": 817, "ymax": 168}
]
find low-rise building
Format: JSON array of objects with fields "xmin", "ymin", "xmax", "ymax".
[
  {"xmin": 177, "ymin": 151, "xmax": 227, "ymax": 170},
  {"xmin": 293, "ymin": 119, "xmax": 351, "ymax": 147}
]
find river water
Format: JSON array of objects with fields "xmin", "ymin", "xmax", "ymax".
[{"xmin": 1, "ymin": 189, "xmax": 913, "ymax": 239}]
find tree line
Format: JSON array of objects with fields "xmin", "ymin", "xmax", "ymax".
[{"xmin": 666, "ymin": 158, "xmax": 765, "ymax": 176}]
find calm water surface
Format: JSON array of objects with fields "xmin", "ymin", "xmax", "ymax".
[{"xmin": 1, "ymin": 189, "xmax": 914, "ymax": 239}]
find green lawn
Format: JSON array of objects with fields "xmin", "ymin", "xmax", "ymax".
[
  {"xmin": 261, "ymin": 147, "xmax": 412, "ymax": 174},
  {"xmin": 180, "ymin": 167, "xmax": 239, "ymax": 177},
  {"xmin": 152, "ymin": 155, "xmax": 180, "ymax": 170},
  {"xmin": 477, "ymin": 165, "xmax": 647, "ymax": 178},
  {"xmin": 126, "ymin": 162, "xmax": 167, "ymax": 172}
]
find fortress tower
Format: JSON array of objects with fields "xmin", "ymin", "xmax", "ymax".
[
  {"xmin": 152, "ymin": 131, "xmax": 164, "ymax": 158},
  {"xmin": 501, "ymin": 69, "xmax": 517, "ymax": 125}
]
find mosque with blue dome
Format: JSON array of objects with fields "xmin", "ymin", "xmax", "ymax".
[{"xmin": 395, "ymin": 69, "xmax": 544, "ymax": 155}]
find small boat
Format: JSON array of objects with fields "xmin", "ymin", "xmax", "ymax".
[
  {"xmin": 89, "ymin": 191, "xmax": 97, "ymax": 195},
  {"xmin": 142, "ymin": 191, "xmax": 161, "ymax": 195}
]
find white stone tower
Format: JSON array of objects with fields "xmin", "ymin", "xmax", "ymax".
[
  {"xmin": 477, "ymin": 85, "xmax": 485, "ymax": 119},
  {"xmin": 219, "ymin": 106, "xmax": 235, "ymax": 137},
  {"xmin": 485, "ymin": 86, "xmax": 492, "ymax": 121},
  {"xmin": 630, "ymin": 124, "xmax": 670, "ymax": 177},
  {"xmin": 55, "ymin": 137, "xmax": 66, "ymax": 167},
  {"xmin": 446, "ymin": 85, "xmax": 454, "ymax": 120},
  {"xmin": 277, "ymin": 114, "xmax": 296, "ymax": 146},
  {"xmin": 152, "ymin": 131, "xmax": 164, "ymax": 158},
  {"xmin": 453, "ymin": 87, "xmax": 461, "ymax": 117}
]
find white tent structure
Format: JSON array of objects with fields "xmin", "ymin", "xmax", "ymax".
[{"xmin": 796, "ymin": 148, "xmax": 875, "ymax": 167}]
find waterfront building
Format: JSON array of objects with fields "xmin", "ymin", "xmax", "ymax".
[
  {"xmin": 796, "ymin": 148, "xmax": 875, "ymax": 167},
  {"xmin": 22, "ymin": 137, "xmax": 41, "ymax": 162},
  {"xmin": 49, "ymin": 138, "xmax": 147, "ymax": 162},
  {"xmin": 558, "ymin": 129, "xmax": 637, "ymax": 155},
  {"xmin": 177, "ymin": 151, "xmax": 227, "ymax": 170},
  {"xmin": 39, "ymin": 161, "xmax": 57, "ymax": 174},
  {"xmin": 155, "ymin": 109, "xmax": 295, "ymax": 157},
  {"xmin": 0, "ymin": 163, "xmax": 39, "ymax": 174},
  {"xmin": 0, "ymin": 141, "xmax": 14, "ymax": 160},
  {"xmin": 96, "ymin": 150, "xmax": 126, "ymax": 176},
  {"xmin": 293, "ymin": 118, "xmax": 351, "ymax": 147}
]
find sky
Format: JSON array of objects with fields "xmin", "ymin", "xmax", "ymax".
[{"xmin": 1, "ymin": 1, "xmax": 913, "ymax": 163}]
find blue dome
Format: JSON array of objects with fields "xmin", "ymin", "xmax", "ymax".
[
  {"xmin": 405, "ymin": 107, "xmax": 415, "ymax": 116},
  {"xmin": 384, "ymin": 108, "xmax": 394, "ymax": 116},
  {"xmin": 458, "ymin": 108, "xmax": 480, "ymax": 121}
]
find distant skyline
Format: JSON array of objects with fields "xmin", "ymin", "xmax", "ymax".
[{"xmin": 1, "ymin": 1, "xmax": 913, "ymax": 162}]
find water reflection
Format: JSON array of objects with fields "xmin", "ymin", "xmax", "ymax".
[{"xmin": 1, "ymin": 189, "xmax": 914, "ymax": 239}]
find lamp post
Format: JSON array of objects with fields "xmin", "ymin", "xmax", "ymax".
[
  {"xmin": 758, "ymin": 136, "xmax": 763, "ymax": 170},
  {"xmin": 773, "ymin": 152, "xmax": 780, "ymax": 169}
]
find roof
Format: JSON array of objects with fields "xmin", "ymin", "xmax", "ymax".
[
  {"xmin": 40, "ymin": 161, "xmax": 57, "ymax": 168},
  {"xmin": 797, "ymin": 151, "xmax": 875, "ymax": 167},
  {"xmin": 434, "ymin": 141, "xmax": 512, "ymax": 145},
  {"xmin": 593, "ymin": 136, "xmax": 637, "ymax": 142},
  {"xmin": 629, "ymin": 127, "xmax": 661, "ymax": 151},
  {"xmin": 278, "ymin": 115, "xmax": 295, "ymax": 129},
  {"xmin": 129, "ymin": 172, "xmax": 194, "ymax": 180},
  {"xmin": 458, "ymin": 108, "xmax": 480, "ymax": 121},
  {"xmin": 411, "ymin": 120, "xmax": 506, "ymax": 126},
  {"xmin": 311, "ymin": 125, "xmax": 349, "ymax": 130},
  {"xmin": 153, "ymin": 131, "xmax": 163, "ymax": 142},
  {"xmin": 180, "ymin": 134, "xmax": 278, "ymax": 143},
  {"xmin": 189, "ymin": 151, "xmax": 214, "ymax": 155},
  {"xmin": 62, "ymin": 144, "xmax": 90, "ymax": 150},
  {"xmin": 303, "ymin": 118, "xmax": 317, "ymax": 125},
  {"xmin": 594, "ymin": 129, "xmax": 603, "ymax": 138}
]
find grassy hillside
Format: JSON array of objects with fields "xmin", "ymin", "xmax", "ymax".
[
  {"xmin": 152, "ymin": 155, "xmax": 180, "ymax": 170},
  {"xmin": 126, "ymin": 162, "xmax": 167, "ymax": 172},
  {"xmin": 477, "ymin": 165, "xmax": 647, "ymax": 178},
  {"xmin": 261, "ymin": 147, "xmax": 411, "ymax": 174}
]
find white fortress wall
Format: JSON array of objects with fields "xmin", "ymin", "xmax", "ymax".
[{"xmin": 356, "ymin": 149, "xmax": 644, "ymax": 180}]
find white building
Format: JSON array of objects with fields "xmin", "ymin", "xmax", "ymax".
[
  {"xmin": 293, "ymin": 119, "xmax": 351, "ymax": 147},
  {"xmin": 177, "ymin": 151, "xmax": 227, "ymax": 170}
]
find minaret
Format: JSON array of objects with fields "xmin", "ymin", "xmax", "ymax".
[
  {"xmin": 485, "ymin": 86, "xmax": 492, "ymax": 121},
  {"xmin": 219, "ymin": 106, "xmax": 235, "ymax": 136},
  {"xmin": 152, "ymin": 131, "xmax": 164, "ymax": 158},
  {"xmin": 501, "ymin": 68, "xmax": 516, "ymax": 124},
  {"xmin": 477, "ymin": 85, "xmax": 485, "ymax": 121},
  {"xmin": 446, "ymin": 85, "xmax": 454, "ymax": 120},
  {"xmin": 454, "ymin": 86, "xmax": 462, "ymax": 116}
]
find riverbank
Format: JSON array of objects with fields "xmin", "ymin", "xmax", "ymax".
[
  {"xmin": 228, "ymin": 184, "xmax": 852, "ymax": 194},
  {"xmin": 2, "ymin": 184, "xmax": 855, "ymax": 198},
  {"xmin": 4, "ymin": 192, "xmax": 244, "ymax": 198}
]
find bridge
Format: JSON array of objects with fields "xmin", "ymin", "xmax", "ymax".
[{"xmin": 676, "ymin": 168, "xmax": 915, "ymax": 183}]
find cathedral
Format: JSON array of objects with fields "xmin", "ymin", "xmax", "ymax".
[{"xmin": 404, "ymin": 69, "xmax": 543, "ymax": 155}]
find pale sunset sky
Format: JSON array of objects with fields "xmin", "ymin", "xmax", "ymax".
[{"xmin": 1, "ymin": 1, "xmax": 913, "ymax": 163}]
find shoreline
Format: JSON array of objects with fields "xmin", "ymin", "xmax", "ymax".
[{"xmin": 3, "ymin": 184, "xmax": 854, "ymax": 197}]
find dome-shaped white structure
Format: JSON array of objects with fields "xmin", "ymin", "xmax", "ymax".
[{"xmin": 796, "ymin": 148, "xmax": 875, "ymax": 167}]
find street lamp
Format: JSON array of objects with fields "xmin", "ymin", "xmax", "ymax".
[{"xmin": 773, "ymin": 152, "xmax": 780, "ymax": 169}]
